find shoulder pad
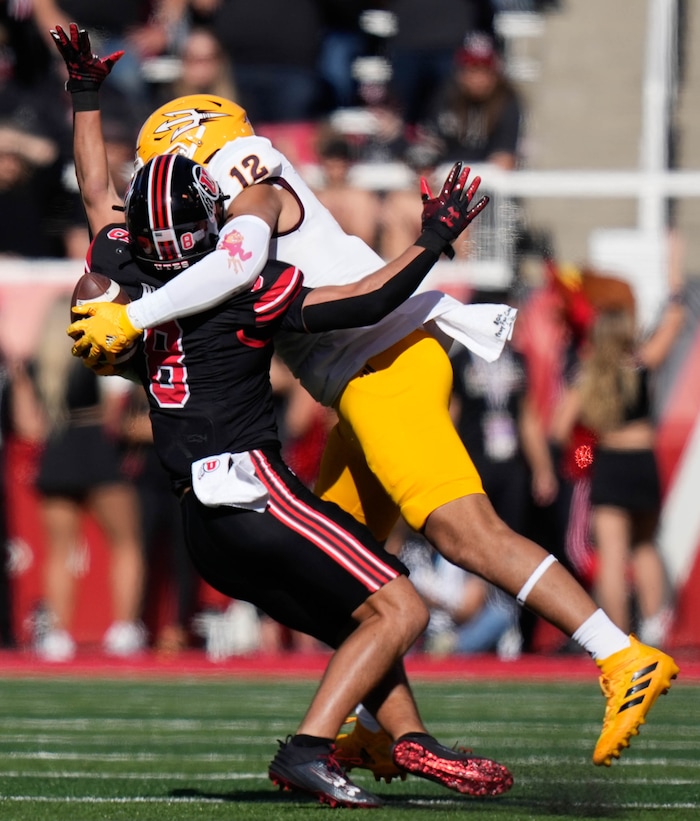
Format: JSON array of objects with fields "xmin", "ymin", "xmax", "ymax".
[{"xmin": 208, "ymin": 136, "xmax": 284, "ymax": 204}]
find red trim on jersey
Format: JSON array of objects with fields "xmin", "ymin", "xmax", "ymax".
[
  {"xmin": 235, "ymin": 330, "xmax": 269, "ymax": 348},
  {"xmin": 249, "ymin": 450, "xmax": 398, "ymax": 592},
  {"xmin": 254, "ymin": 266, "xmax": 303, "ymax": 325},
  {"xmin": 84, "ymin": 239, "xmax": 95, "ymax": 273}
]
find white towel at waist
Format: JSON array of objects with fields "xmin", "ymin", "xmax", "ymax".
[{"xmin": 191, "ymin": 451, "xmax": 269, "ymax": 512}]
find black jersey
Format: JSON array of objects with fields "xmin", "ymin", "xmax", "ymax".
[
  {"xmin": 86, "ymin": 224, "xmax": 308, "ymax": 486},
  {"xmin": 84, "ymin": 227, "xmax": 411, "ymax": 647}
]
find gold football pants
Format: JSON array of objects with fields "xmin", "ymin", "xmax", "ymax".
[{"xmin": 315, "ymin": 329, "xmax": 484, "ymax": 541}]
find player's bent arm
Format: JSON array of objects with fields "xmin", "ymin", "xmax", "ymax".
[
  {"xmin": 299, "ymin": 164, "xmax": 491, "ymax": 332},
  {"xmin": 227, "ymin": 179, "xmax": 285, "ymax": 228},
  {"xmin": 301, "ymin": 245, "xmax": 439, "ymax": 333},
  {"xmin": 126, "ymin": 215, "xmax": 272, "ymax": 329},
  {"xmin": 69, "ymin": 200, "xmax": 277, "ymax": 359},
  {"xmin": 125, "ymin": 184, "xmax": 281, "ymax": 329}
]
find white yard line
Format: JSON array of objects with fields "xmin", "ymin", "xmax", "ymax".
[
  {"xmin": 1, "ymin": 795, "xmax": 699, "ymax": 810},
  {"xmin": 0, "ymin": 770, "xmax": 698, "ymax": 786}
]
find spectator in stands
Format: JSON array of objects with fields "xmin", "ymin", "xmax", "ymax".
[
  {"xmin": 11, "ymin": 295, "xmax": 147, "ymax": 661},
  {"xmin": 351, "ymin": 80, "xmax": 411, "ymax": 165},
  {"xmin": 31, "ymin": 0, "xmax": 188, "ymax": 109},
  {"xmin": 0, "ymin": 121, "xmax": 59, "ymax": 257},
  {"xmin": 151, "ymin": 24, "xmax": 238, "ymax": 107},
  {"xmin": 550, "ymin": 292, "xmax": 686, "ymax": 648},
  {"xmin": 385, "ymin": 0, "xmax": 495, "ymax": 125},
  {"xmin": 189, "ymin": 0, "xmax": 323, "ymax": 123},
  {"xmin": 395, "ymin": 525, "xmax": 519, "ymax": 657},
  {"xmin": 516, "ymin": 262, "xmax": 599, "ymax": 565},
  {"xmin": 451, "ymin": 291, "xmax": 558, "ymax": 528},
  {"xmin": 120, "ymin": 385, "xmax": 198, "ymax": 654},
  {"xmin": 313, "ymin": 134, "xmax": 383, "ymax": 252},
  {"xmin": 377, "ymin": 142, "xmax": 441, "ymax": 261},
  {"xmin": 416, "ymin": 31, "xmax": 523, "ymax": 170},
  {"xmin": 317, "ymin": 1, "xmax": 379, "ymax": 111},
  {"xmin": 2, "ymin": 8, "xmax": 138, "ymax": 258},
  {"xmin": 0, "ymin": 349, "xmax": 16, "ymax": 647}
]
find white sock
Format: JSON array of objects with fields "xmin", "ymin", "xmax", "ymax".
[
  {"xmin": 572, "ymin": 609, "xmax": 630, "ymax": 660},
  {"xmin": 355, "ymin": 704, "xmax": 380, "ymax": 732}
]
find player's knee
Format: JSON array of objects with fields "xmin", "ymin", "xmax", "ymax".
[
  {"xmin": 376, "ymin": 575, "xmax": 430, "ymax": 646},
  {"xmin": 426, "ymin": 493, "xmax": 513, "ymax": 573}
]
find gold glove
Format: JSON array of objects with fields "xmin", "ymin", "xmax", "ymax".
[{"xmin": 67, "ymin": 302, "xmax": 143, "ymax": 367}]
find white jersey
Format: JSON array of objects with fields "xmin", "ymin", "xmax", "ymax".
[{"xmin": 208, "ymin": 136, "xmax": 516, "ymax": 406}]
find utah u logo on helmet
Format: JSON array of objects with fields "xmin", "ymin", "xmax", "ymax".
[
  {"xmin": 136, "ymin": 94, "xmax": 254, "ymax": 167},
  {"xmin": 192, "ymin": 164, "xmax": 221, "ymax": 221}
]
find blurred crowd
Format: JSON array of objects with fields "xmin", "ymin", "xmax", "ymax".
[
  {"xmin": 0, "ymin": 0, "xmax": 687, "ymax": 662},
  {"xmin": 0, "ymin": 263, "xmax": 686, "ymax": 662},
  {"xmin": 0, "ymin": 0, "xmax": 547, "ymax": 262}
]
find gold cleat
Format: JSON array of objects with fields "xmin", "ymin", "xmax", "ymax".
[
  {"xmin": 593, "ymin": 635, "xmax": 679, "ymax": 766},
  {"xmin": 334, "ymin": 715, "xmax": 406, "ymax": 783}
]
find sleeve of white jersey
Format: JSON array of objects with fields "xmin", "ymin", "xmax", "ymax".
[{"xmin": 126, "ymin": 215, "xmax": 272, "ymax": 329}]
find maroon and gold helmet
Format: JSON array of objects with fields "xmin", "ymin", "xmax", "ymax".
[{"xmin": 135, "ymin": 94, "xmax": 254, "ymax": 168}]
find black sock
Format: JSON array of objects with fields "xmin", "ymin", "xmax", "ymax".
[
  {"xmin": 291, "ymin": 734, "xmax": 334, "ymax": 748},
  {"xmin": 283, "ymin": 734, "xmax": 334, "ymax": 764}
]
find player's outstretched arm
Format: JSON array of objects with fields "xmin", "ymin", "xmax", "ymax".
[
  {"xmin": 67, "ymin": 164, "xmax": 487, "ymax": 363},
  {"xmin": 300, "ymin": 163, "xmax": 488, "ymax": 332},
  {"xmin": 50, "ymin": 23, "xmax": 124, "ymax": 235}
]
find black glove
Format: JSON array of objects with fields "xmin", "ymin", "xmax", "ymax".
[
  {"xmin": 415, "ymin": 162, "xmax": 489, "ymax": 258},
  {"xmin": 50, "ymin": 23, "xmax": 123, "ymax": 107}
]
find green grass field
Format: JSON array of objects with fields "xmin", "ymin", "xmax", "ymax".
[{"xmin": 0, "ymin": 674, "xmax": 697, "ymax": 820}]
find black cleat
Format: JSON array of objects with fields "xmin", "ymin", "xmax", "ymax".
[{"xmin": 269, "ymin": 735, "xmax": 383, "ymax": 808}]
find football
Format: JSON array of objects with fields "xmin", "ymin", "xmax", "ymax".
[
  {"xmin": 70, "ymin": 272, "xmax": 137, "ymax": 370},
  {"xmin": 71, "ymin": 271, "xmax": 130, "ymax": 316}
]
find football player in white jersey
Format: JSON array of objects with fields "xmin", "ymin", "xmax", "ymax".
[{"xmin": 54, "ymin": 23, "xmax": 679, "ymax": 782}]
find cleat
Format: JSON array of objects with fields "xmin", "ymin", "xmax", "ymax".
[
  {"xmin": 593, "ymin": 634, "xmax": 679, "ymax": 766},
  {"xmin": 335, "ymin": 715, "xmax": 406, "ymax": 784},
  {"xmin": 392, "ymin": 734, "xmax": 513, "ymax": 797},
  {"xmin": 268, "ymin": 735, "xmax": 383, "ymax": 808}
]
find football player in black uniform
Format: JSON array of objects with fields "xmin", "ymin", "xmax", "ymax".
[
  {"xmin": 56, "ymin": 22, "xmax": 680, "ymax": 794},
  {"xmin": 68, "ymin": 154, "xmax": 512, "ymax": 807},
  {"xmin": 55, "ymin": 25, "xmax": 517, "ymax": 802}
]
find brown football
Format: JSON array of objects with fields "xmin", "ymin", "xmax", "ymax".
[
  {"xmin": 70, "ymin": 272, "xmax": 136, "ymax": 369},
  {"xmin": 70, "ymin": 272, "xmax": 130, "ymax": 319}
]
